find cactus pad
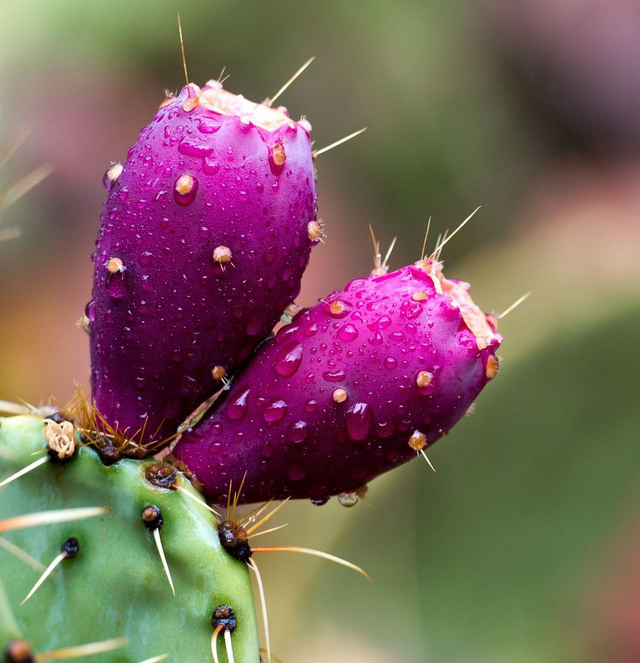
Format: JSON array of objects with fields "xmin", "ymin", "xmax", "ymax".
[{"xmin": 0, "ymin": 414, "xmax": 260, "ymax": 662}]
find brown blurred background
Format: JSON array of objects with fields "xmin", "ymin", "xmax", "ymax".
[{"xmin": 1, "ymin": 1, "xmax": 640, "ymax": 661}]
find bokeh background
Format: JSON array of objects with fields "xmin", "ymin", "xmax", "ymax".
[{"xmin": 2, "ymin": 1, "xmax": 640, "ymax": 661}]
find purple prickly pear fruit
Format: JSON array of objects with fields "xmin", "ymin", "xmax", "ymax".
[
  {"xmin": 90, "ymin": 81, "xmax": 318, "ymax": 448},
  {"xmin": 173, "ymin": 258, "xmax": 502, "ymax": 505}
]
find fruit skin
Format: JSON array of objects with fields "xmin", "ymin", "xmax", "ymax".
[
  {"xmin": 90, "ymin": 81, "xmax": 317, "ymax": 447},
  {"xmin": 0, "ymin": 415, "xmax": 260, "ymax": 662},
  {"xmin": 173, "ymin": 261, "xmax": 502, "ymax": 505}
]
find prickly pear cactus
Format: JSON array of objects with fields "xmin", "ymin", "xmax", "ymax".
[
  {"xmin": 0, "ymin": 415, "xmax": 259, "ymax": 662},
  {"xmin": 1, "ymin": 52, "xmax": 511, "ymax": 663}
]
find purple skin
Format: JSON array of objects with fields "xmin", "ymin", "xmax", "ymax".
[
  {"xmin": 89, "ymin": 81, "xmax": 318, "ymax": 446},
  {"xmin": 173, "ymin": 259, "xmax": 502, "ymax": 505}
]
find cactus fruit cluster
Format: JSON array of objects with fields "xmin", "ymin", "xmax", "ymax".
[
  {"xmin": 90, "ymin": 81, "xmax": 317, "ymax": 448},
  {"xmin": 1, "ymin": 68, "xmax": 504, "ymax": 662}
]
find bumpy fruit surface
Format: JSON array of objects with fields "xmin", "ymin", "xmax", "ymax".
[
  {"xmin": 90, "ymin": 81, "xmax": 318, "ymax": 446},
  {"xmin": 0, "ymin": 415, "xmax": 260, "ymax": 661},
  {"xmin": 173, "ymin": 259, "xmax": 502, "ymax": 505}
]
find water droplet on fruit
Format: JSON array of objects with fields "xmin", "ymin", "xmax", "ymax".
[
  {"xmin": 178, "ymin": 137, "xmax": 213, "ymax": 157},
  {"xmin": 345, "ymin": 402, "xmax": 373, "ymax": 441},
  {"xmin": 203, "ymin": 157, "xmax": 220, "ymax": 175},
  {"xmin": 338, "ymin": 491, "xmax": 359, "ymax": 507},
  {"xmin": 105, "ymin": 271, "xmax": 128, "ymax": 300},
  {"xmin": 245, "ymin": 316, "xmax": 263, "ymax": 336},
  {"xmin": 138, "ymin": 251, "xmax": 153, "ymax": 267},
  {"xmin": 275, "ymin": 341, "xmax": 303, "ymax": 377},
  {"xmin": 288, "ymin": 420, "xmax": 308, "ymax": 443},
  {"xmin": 228, "ymin": 388, "xmax": 250, "ymax": 420},
  {"xmin": 198, "ymin": 121, "xmax": 221, "ymax": 134},
  {"xmin": 323, "ymin": 370, "xmax": 346, "ymax": 383},
  {"xmin": 337, "ymin": 324, "xmax": 359, "ymax": 342},
  {"xmin": 84, "ymin": 300, "xmax": 96, "ymax": 322},
  {"xmin": 263, "ymin": 399, "xmax": 288, "ymax": 422},
  {"xmin": 368, "ymin": 315, "xmax": 392, "ymax": 331}
]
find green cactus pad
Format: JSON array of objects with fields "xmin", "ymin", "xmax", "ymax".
[{"xmin": 0, "ymin": 415, "xmax": 259, "ymax": 663}]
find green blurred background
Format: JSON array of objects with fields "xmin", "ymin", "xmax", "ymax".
[{"xmin": 2, "ymin": 1, "xmax": 640, "ymax": 661}]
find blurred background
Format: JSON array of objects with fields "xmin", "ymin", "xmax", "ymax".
[{"xmin": 1, "ymin": 1, "xmax": 639, "ymax": 661}]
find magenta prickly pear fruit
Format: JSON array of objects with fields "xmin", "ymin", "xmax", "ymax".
[
  {"xmin": 90, "ymin": 81, "xmax": 318, "ymax": 448},
  {"xmin": 173, "ymin": 258, "xmax": 502, "ymax": 505}
]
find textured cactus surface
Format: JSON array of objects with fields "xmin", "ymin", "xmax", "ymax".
[
  {"xmin": 90, "ymin": 81, "xmax": 318, "ymax": 446},
  {"xmin": 173, "ymin": 259, "xmax": 502, "ymax": 505},
  {"xmin": 0, "ymin": 415, "xmax": 260, "ymax": 662}
]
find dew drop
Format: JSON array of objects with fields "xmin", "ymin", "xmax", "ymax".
[
  {"xmin": 178, "ymin": 137, "xmax": 213, "ymax": 158},
  {"xmin": 345, "ymin": 402, "xmax": 373, "ymax": 441},
  {"xmin": 384, "ymin": 357, "xmax": 397, "ymax": 369},
  {"xmin": 138, "ymin": 251, "xmax": 153, "ymax": 267},
  {"xmin": 304, "ymin": 323, "xmax": 318, "ymax": 337},
  {"xmin": 304, "ymin": 399, "xmax": 318, "ymax": 412},
  {"xmin": 368, "ymin": 315, "xmax": 392, "ymax": 331},
  {"xmin": 323, "ymin": 370, "xmax": 346, "ymax": 383},
  {"xmin": 338, "ymin": 491, "xmax": 359, "ymax": 507},
  {"xmin": 288, "ymin": 420, "xmax": 308, "ymax": 443},
  {"xmin": 198, "ymin": 121, "xmax": 221, "ymax": 134},
  {"xmin": 84, "ymin": 300, "xmax": 96, "ymax": 322},
  {"xmin": 337, "ymin": 324, "xmax": 359, "ymax": 343},
  {"xmin": 203, "ymin": 157, "xmax": 220, "ymax": 175},
  {"xmin": 275, "ymin": 341, "xmax": 303, "ymax": 377},
  {"xmin": 263, "ymin": 399, "xmax": 288, "ymax": 423},
  {"xmin": 228, "ymin": 388, "xmax": 250, "ymax": 421},
  {"xmin": 105, "ymin": 271, "xmax": 128, "ymax": 300}
]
